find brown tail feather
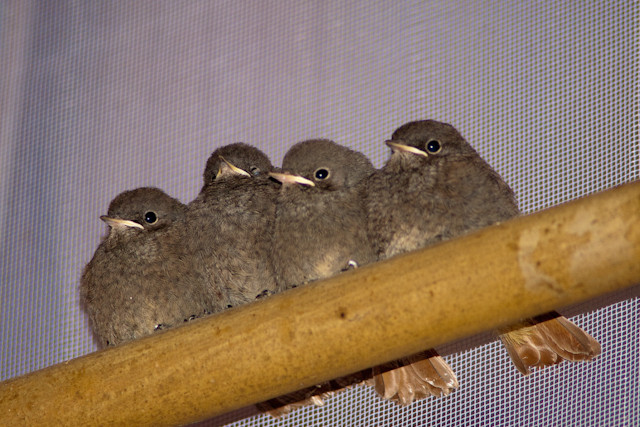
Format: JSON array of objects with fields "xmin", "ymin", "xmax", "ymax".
[
  {"xmin": 536, "ymin": 315, "xmax": 601, "ymax": 361},
  {"xmin": 371, "ymin": 350, "xmax": 458, "ymax": 405},
  {"xmin": 499, "ymin": 311, "xmax": 600, "ymax": 375},
  {"xmin": 256, "ymin": 370, "xmax": 371, "ymax": 417}
]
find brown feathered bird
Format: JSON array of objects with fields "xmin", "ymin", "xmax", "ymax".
[
  {"xmin": 260, "ymin": 139, "xmax": 377, "ymax": 416},
  {"xmin": 270, "ymin": 139, "xmax": 376, "ymax": 289},
  {"xmin": 81, "ymin": 187, "xmax": 214, "ymax": 348},
  {"xmin": 187, "ymin": 143, "xmax": 282, "ymax": 309},
  {"xmin": 363, "ymin": 119, "xmax": 600, "ymax": 403}
]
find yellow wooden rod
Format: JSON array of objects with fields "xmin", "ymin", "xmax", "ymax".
[{"xmin": 1, "ymin": 181, "xmax": 639, "ymax": 426}]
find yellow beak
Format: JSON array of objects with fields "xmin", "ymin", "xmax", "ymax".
[
  {"xmin": 386, "ymin": 141, "xmax": 428, "ymax": 157},
  {"xmin": 217, "ymin": 156, "xmax": 251, "ymax": 178},
  {"xmin": 100, "ymin": 216, "xmax": 144, "ymax": 230},
  {"xmin": 268, "ymin": 172, "xmax": 315, "ymax": 187}
]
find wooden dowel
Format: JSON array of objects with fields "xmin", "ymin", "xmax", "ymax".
[{"xmin": 1, "ymin": 181, "xmax": 639, "ymax": 426}]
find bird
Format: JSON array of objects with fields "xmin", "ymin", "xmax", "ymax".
[
  {"xmin": 259, "ymin": 139, "xmax": 377, "ymax": 416},
  {"xmin": 80, "ymin": 187, "xmax": 215, "ymax": 348},
  {"xmin": 191, "ymin": 142, "xmax": 336, "ymax": 418},
  {"xmin": 269, "ymin": 139, "xmax": 377, "ymax": 290},
  {"xmin": 187, "ymin": 142, "xmax": 282, "ymax": 309},
  {"xmin": 363, "ymin": 119, "xmax": 600, "ymax": 403},
  {"xmin": 199, "ymin": 142, "xmax": 273, "ymax": 194}
]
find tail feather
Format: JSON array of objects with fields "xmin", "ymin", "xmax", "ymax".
[
  {"xmin": 499, "ymin": 312, "xmax": 600, "ymax": 375},
  {"xmin": 371, "ymin": 350, "xmax": 458, "ymax": 405},
  {"xmin": 256, "ymin": 370, "xmax": 371, "ymax": 417},
  {"xmin": 536, "ymin": 315, "xmax": 601, "ymax": 361}
]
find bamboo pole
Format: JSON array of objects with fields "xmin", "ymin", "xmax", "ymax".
[{"xmin": 1, "ymin": 181, "xmax": 639, "ymax": 426}]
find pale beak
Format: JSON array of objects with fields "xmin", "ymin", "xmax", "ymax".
[
  {"xmin": 268, "ymin": 172, "xmax": 315, "ymax": 187},
  {"xmin": 386, "ymin": 140, "xmax": 428, "ymax": 157},
  {"xmin": 100, "ymin": 216, "xmax": 144, "ymax": 230},
  {"xmin": 217, "ymin": 156, "xmax": 251, "ymax": 178}
]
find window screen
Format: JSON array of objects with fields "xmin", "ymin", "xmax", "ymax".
[{"xmin": 1, "ymin": 1, "xmax": 637, "ymax": 426}]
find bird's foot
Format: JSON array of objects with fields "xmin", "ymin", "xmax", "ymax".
[
  {"xmin": 256, "ymin": 289, "xmax": 275, "ymax": 299},
  {"xmin": 341, "ymin": 260, "xmax": 359, "ymax": 271}
]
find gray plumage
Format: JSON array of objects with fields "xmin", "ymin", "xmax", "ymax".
[
  {"xmin": 187, "ymin": 142, "xmax": 281, "ymax": 309},
  {"xmin": 259, "ymin": 139, "xmax": 376, "ymax": 416},
  {"xmin": 364, "ymin": 119, "xmax": 599, "ymax": 404},
  {"xmin": 366, "ymin": 120, "xmax": 518, "ymax": 259},
  {"xmin": 80, "ymin": 187, "xmax": 214, "ymax": 348},
  {"xmin": 200, "ymin": 142, "xmax": 273, "ymax": 192},
  {"xmin": 271, "ymin": 139, "xmax": 376, "ymax": 290}
]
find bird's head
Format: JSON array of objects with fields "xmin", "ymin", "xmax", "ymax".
[
  {"xmin": 384, "ymin": 120, "xmax": 477, "ymax": 171},
  {"xmin": 202, "ymin": 142, "xmax": 273, "ymax": 186},
  {"xmin": 102, "ymin": 187, "xmax": 185, "ymax": 234},
  {"xmin": 273, "ymin": 139, "xmax": 374, "ymax": 191}
]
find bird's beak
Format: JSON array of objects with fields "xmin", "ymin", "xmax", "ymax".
[
  {"xmin": 100, "ymin": 216, "xmax": 144, "ymax": 230},
  {"xmin": 217, "ymin": 156, "xmax": 251, "ymax": 178},
  {"xmin": 386, "ymin": 140, "xmax": 428, "ymax": 157},
  {"xmin": 268, "ymin": 172, "xmax": 315, "ymax": 187}
]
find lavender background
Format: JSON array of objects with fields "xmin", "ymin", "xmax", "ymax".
[{"xmin": 1, "ymin": 1, "xmax": 638, "ymax": 426}]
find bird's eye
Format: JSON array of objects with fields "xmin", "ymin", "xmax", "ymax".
[
  {"xmin": 144, "ymin": 211, "xmax": 158, "ymax": 224},
  {"xmin": 426, "ymin": 140, "xmax": 442, "ymax": 153},
  {"xmin": 314, "ymin": 168, "xmax": 330, "ymax": 180},
  {"xmin": 250, "ymin": 166, "xmax": 261, "ymax": 176}
]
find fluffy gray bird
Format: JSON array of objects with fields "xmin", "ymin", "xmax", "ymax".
[
  {"xmin": 270, "ymin": 139, "xmax": 377, "ymax": 289},
  {"xmin": 364, "ymin": 119, "xmax": 600, "ymax": 403},
  {"xmin": 81, "ymin": 187, "xmax": 215, "ymax": 348},
  {"xmin": 259, "ymin": 139, "xmax": 376, "ymax": 416},
  {"xmin": 187, "ymin": 142, "xmax": 282, "ymax": 309}
]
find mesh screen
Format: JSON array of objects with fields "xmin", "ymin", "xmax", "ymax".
[{"xmin": 1, "ymin": 1, "xmax": 638, "ymax": 426}]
